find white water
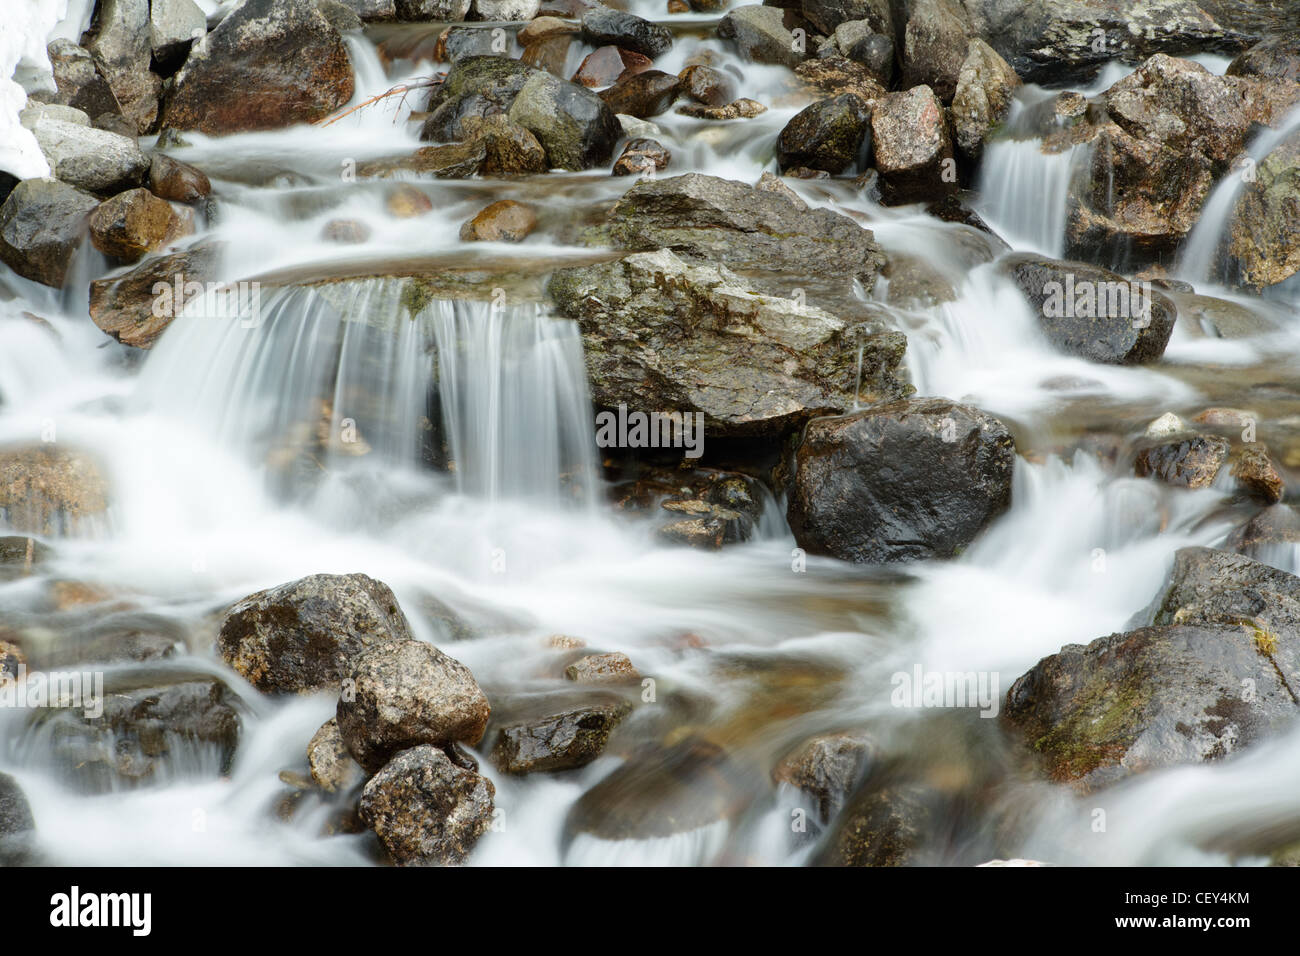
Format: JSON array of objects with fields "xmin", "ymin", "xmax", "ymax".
[{"xmin": 3, "ymin": 10, "xmax": 1300, "ymax": 869}]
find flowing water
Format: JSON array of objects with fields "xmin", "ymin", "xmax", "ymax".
[{"xmin": 3, "ymin": 8, "xmax": 1300, "ymax": 867}]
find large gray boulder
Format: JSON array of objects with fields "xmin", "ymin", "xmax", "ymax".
[
  {"xmin": 787, "ymin": 398, "xmax": 1016, "ymax": 564},
  {"xmin": 28, "ymin": 40, "xmax": 126, "ymax": 130},
  {"xmin": 0, "ymin": 179, "xmax": 99, "ymax": 288},
  {"xmin": 83, "ymin": 0, "xmax": 161, "ymax": 132},
  {"xmin": 506, "ymin": 72, "xmax": 622, "ymax": 170},
  {"xmin": 717, "ymin": 6, "xmax": 806, "ymax": 70},
  {"xmin": 30, "ymin": 119, "xmax": 149, "ymax": 194}
]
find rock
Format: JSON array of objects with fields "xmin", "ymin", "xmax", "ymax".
[
  {"xmin": 421, "ymin": 56, "xmax": 536, "ymax": 140},
  {"xmin": 88, "ymin": 188, "xmax": 178, "ymax": 261},
  {"xmin": 359, "ymin": 745, "xmax": 495, "ymax": 865},
  {"xmin": 679, "ymin": 64, "xmax": 734, "ymax": 107},
  {"xmin": 474, "ymin": 0, "xmax": 540, "ymax": 17},
  {"xmin": 0, "ymin": 639, "xmax": 24, "ymax": 684},
  {"xmin": 1145, "ymin": 411, "xmax": 1189, "ymax": 438},
  {"xmin": 217, "ymin": 573, "xmax": 414, "ymax": 695},
  {"xmin": 456, "ymin": 115, "xmax": 545, "ymax": 175},
  {"xmin": 776, "ymin": 92, "xmax": 870, "ymax": 174},
  {"xmin": 803, "ymin": 0, "xmax": 891, "ymax": 36},
  {"xmin": 459, "ymin": 199, "xmax": 538, "ymax": 241},
  {"xmin": 832, "ymin": 23, "xmax": 894, "ymax": 85},
  {"xmin": 999, "ymin": 253, "xmax": 1177, "ymax": 364},
  {"xmin": 1148, "ymin": 546, "xmax": 1300, "ymax": 642},
  {"xmin": 507, "ymin": 72, "xmax": 622, "ymax": 170},
  {"xmin": 580, "ymin": 7, "xmax": 673, "ymax": 59},
  {"xmin": 612, "ymin": 137, "xmax": 670, "ymax": 175},
  {"xmin": 0, "ymin": 773, "xmax": 34, "ymax": 839},
  {"xmin": 148, "ymin": 153, "xmax": 211, "ymax": 203},
  {"xmin": 0, "ymin": 179, "xmax": 99, "ymax": 288},
  {"xmin": 564, "ymin": 651, "xmax": 640, "ymax": 684},
  {"xmin": 869, "ymin": 85, "xmax": 955, "ymax": 203},
  {"xmin": 1005, "ymin": 618, "xmax": 1299, "ymax": 790},
  {"xmin": 0, "ymin": 446, "xmax": 108, "ymax": 536},
  {"xmin": 88, "ymin": 242, "xmax": 222, "ymax": 348},
  {"xmin": 520, "ymin": 35, "xmax": 573, "ymax": 76},
  {"xmin": 1230, "ymin": 505, "xmax": 1300, "ymax": 561},
  {"xmin": 902, "ymin": 0, "xmax": 973, "ymax": 102},
  {"xmin": 963, "ymin": 0, "xmax": 1255, "ymax": 85},
  {"xmin": 549, "ymin": 249, "xmax": 905, "ymax": 436},
  {"xmin": 20, "ymin": 103, "xmax": 90, "ymax": 128},
  {"xmin": 385, "ymin": 184, "xmax": 433, "ymax": 218},
  {"xmin": 795, "ymin": 55, "xmax": 886, "ymax": 103},
  {"xmin": 435, "ymin": 26, "xmax": 499, "ymax": 61},
  {"xmin": 1231, "ymin": 445, "xmax": 1285, "ymax": 503},
  {"xmin": 491, "ymin": 699, "xmax": 631, "ymax": 773},
  {"xmin": 518, "ymin": 16, "xmax": 578, "ymax": 44},
  {"xmin": 319, "ymin": 0, "xmax": 365, "ymax": 33},
  {"xmin": 307, "ymin": 718, "xmax": 364, "ymax": 793},
  {"xmin": 163, "ymin": 0, "xmax": 355, "ymax": 134},
  {"xmin": 150, "ymin": 0, "xmax": 207, "ymax": 66},
  {"xmin": 717, "ymin": 5, "xmax": 804, "ymax": 70},
  {"xmin": 952, "ymin": 38, "xmax": 1020, "ymax": 161},
  {"xmin": 336, "ymin": 639, "xmax": 490, "ymax": 772},
  {"xmin": 598, "ymin": 70, "xmax": 682, "ymax": 118},
  {"xmin": 1222, "ymin": 127, "xmax": 1300, "ymax": 290},
  {"xmin": 26, "ymin": 672, "xmax": 241, "ymax": 791},
  {"xmin": 321, "ymin": 218, "xmax": 372, "ymax": 243},
  {"xmin": 1227, "ymin": 35, "xmax": 1300, "ymax": 83},
  {"xmin": 30, "ymin": 119, "xmax": 149, "ymax": 194},
  {"xmin": 676, "ymin": 98, "xmax": 766, "ymax": 120},
  {"xmin": 396, "ymin": 0, "xmax": 472, "ymax": 17},
  {"xmin": 1134, "ymin": 436, "xmax": 1230, "ymax": 488},
  {"xmin": 29, "ymin": 40, "xmax": 125, "ymax": 130},
  {"xmin": 788, "ymin": 398, "xmax": 1015, "ymax": 564},
  {"xmin": 816, "ymin": 784, "xmax": 935, "ymax": 865},
  {"xmin": 83, "ymin": 0, "xmax": 161, "ymax": 133},
  {"xmin": 600, "ymin": 172, "xmax": 885, "ymax": 297},
  {"xmin": 357, "ymin": 141, "xmax": 487, "ymax": 179},
  {"xmin": 773, "ymin": 730, "xmax": 873, "ymax": 823},
  {"xmin": 572, "ymin": 46, "xmax": 652, "ymax": 88},
  {"xmin": 0, "ymin": 537, "xmax": 50, "ymax": 583}
]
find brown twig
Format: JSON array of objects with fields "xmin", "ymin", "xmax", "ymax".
[{"xmin": 314, "ymin": 75, "xmax": 443, "ymax": 128}]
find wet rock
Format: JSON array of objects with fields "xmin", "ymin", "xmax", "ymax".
[
  {"xmin": 88, "ymin": 242, "xmax": 222, "ymax": 348},
  {"xmin": 462, "ymin": 114, "xmax": 549, "ymax": 174},
  {"xmin": 507, "ymin": 72, "xmax": 623, "ymax": 170},
  {"xmin": 357, "ymin": 140, "xmax": 487, "ymax": 179},
  {"xmin": 1134, "ymin": 435, "xmax": 1230, "ymax": 489},
  {"xmin": 29, "ymin": 40, "xmax": 126, "ymax": 130},
  {"xmin": 572, "ymin": 46, "xmax": 652, "ymax": 88},
  {"xmin": 776, "ymin": 92, "xmax": 870, "ymax": 175},
  {"xmin": 83, "ymin": 0, "xmax": 161, "ymax": 133},
  {"xmin": 22, "ymin": 615, "xmax": 182, "ymax": 670},
  {"xmin": 964, "ymin": 0, "xmax": 1255, "ymax": 85},
  {"xmin": 679, "ymin": 64, "xmax": 734, "ymax": 106},
  {"xmin": 902, "ymin": 0, "xmax": 973, "ymax": 102},
  {"xmin": 336, "ymin": 638, "xmax": 490, "ymax": 771},
  {"xmin": 0, "ymin": 537, "xmax": 50, "ymax": 583},
  {"xmin": 520, "ymin": 34, "xmax": 573, "ymax": 76},
  {"xmin": 1000, "ymin": 253, "xmax": 1177, "ymax": 364},
  {"xmin": 802, "ymin": 0, "xmax": 891, "ymax": 36},
  {"xmin": 396, "ymin": 0, "xmax": 472, "ymax": 18},
  {"xmin": 580, "ymin": 7, "xmax": 674, "ymax": 59},
  {"xmin": 359, "ymin": 745, "xmax": 495, "ymax": 865},
  {"xmin": 717, "ymin": 5, "xmax": 804, "ymax": 70},
  {"xmin": 0, "ymin": 773, "xmax": 34, "ymax": 839},
  {"xmin": 676, "ymin": 98, "xmax": 766, "ymax": 120},
  {"xmin": 163, "ymin": 0, "xmax": 355, "ymax": 134},
  {"xmin": 788, "ymin": 398, "xmax": 1014, "ymax": 564},
  {"xmin": 217, "ymin": 572, "xmax": 415, "ymax": 695},
  {"xmin": 436, "ymin": 25, "xmax": 502, "ymax": 62},
  {"xmin": 549, "ymin": 249, "xmax": 905, "ymax": 436},
  {"xmin": 474, "ymin": 0, "xmax": 541, "ymax": 18},
  {"xmin": 1147, "ymin": 546, "xmax": 1300, "ymax": 642},
  {"xmin": 600, "ymin": 172, "xmax": 885, "ymax": 297},
  {"xmin": 564, "ymin": 651, "xmax": 640, "ymax": 684},
  {"xmin": 88, "ymin": 188, "xmax": 178, "ymax": 261},
  {"xmin": 0, "ymin": 446, "xmax": 108, "ymax": 537},
  {"xmin": 1227, "ymin": 35, "xmax": 1300, "ymax": 83},
  {"xmin": 0, "ymin": 179, "xmax": 99, "ymax": 288},
  {"xmin": 1231, "ymin": 445, "xmax": 1285, "ymax": 503},
  {"xmin": 307, "ymin": 718, "xmax": 364, "ymax": 793},
  {"xmin": 459, "ymin": 199, "xmax": 538, "ymax": 241},
  {"xmin": 1222, "ymin": 127, "xmax": 1300, "ymax": 290},
  {"xmin": 564, "ymin": 738, "xmax": 743, "ymax": 842},
  {"xmin": 794, "ymin": 55, "xmax": 885, "ymax": 103},
  {"xmin": 321, "ymin": 218, "xmax": 372, "ymax": 243},
  {"xmin": 518, "ymin": 16, "xmax": 579, "ymax": 44},
  {"xmin": 1004, "ymin": 620, "xmax": 1299, "ymax": 791},
  {"xmin": 831, "ymin": 23, "xmax": 894, "ymax": 85},
  {"xmin": 869, "ymin": 85, "xmax": 955, "ymax": 203},
  {"xmin": 952, "ymin": 38, "xmax": 1020, "ymax": 161},
  {"xmin": 28, "ymin": 672, "xmax": 241, "ymax": 792},
  {"xmin": 612, "ymin": 137, "xmax": 670, "ymax": 175},
  {"xmin": 773, "ymin": 730, "xmax": 873, "ymax": 823},
  {"xmin": 31, "ymin": 119, "xmax": 149, "ymax": 195},
  {"xmin": 1231, "ymin": 505, "xmax": 1300, "ymax": 562},
  {"xmin": 151, "ymin": 0, "xmax": 208, "ymax": 67},
  {"xmin": 420, "ymin": 56, "xmax": 536, "ymax": 141},
  {"xmin": 148, "ymin": 153, "xmax": 211, "ymax": 203},
  {"xmin": 491, "ymin": 698, "xmax": 631, "ymax": 773},
  {"xmin": 598, "ymin": 70, "xmax": 682, "ymax": 118},
  {"xmin": 816, "ymin": 784, "xmax": 935, "ymax": 865},
  {"xmin": 386, "ymin": 184, "xmax": 433, "ymax": 218}
]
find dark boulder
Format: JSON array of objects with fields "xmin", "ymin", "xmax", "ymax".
[{"xmin": 776, "ymin": 92, "xmax": 870, "ymax": 174}]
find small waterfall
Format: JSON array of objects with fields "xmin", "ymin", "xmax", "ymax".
[
  {"xmin": 977, "ymin": 138, "xmax": 1087, "ymax": 257},
  {"xmin": 134, "ymin": 279, "xmax": 599, "ymax": 506}
]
